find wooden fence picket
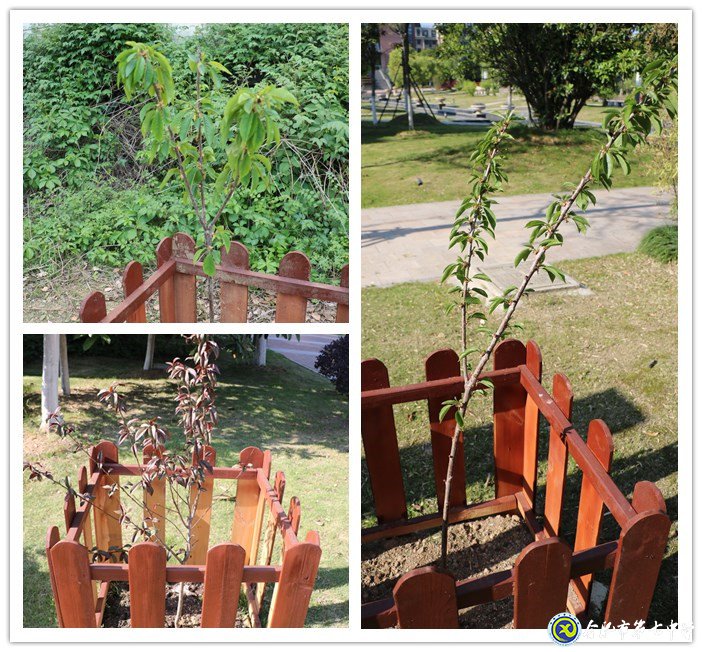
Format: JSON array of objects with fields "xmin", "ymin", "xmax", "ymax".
[
  {"xmin": 77, "ymin": 465, "xmax": 98, "ymax": 603},
  {"xmin": 425, "ymin": 349, "xmax": 466, "ymax": 510},
  {"xmin": 220, "ymin": 242, "xmax": 250, "ymax": 322},
  {"xmin": 288, "ymin": 497, "xmax": 301, "ymax": 537},
  {"xmin": 256, "ymin": 471, "xmax": 286, "ymax": 604},
  {"xmin": 522, "ymin": 341, "xmax": 542, "ymax": 507},
  {"xmin": 142, "ymin": 444, "xmax": 166, "ymax": 545},
  {"xmin": 50, "ymin": 540, "xmax": 97, "ymax": 627},
  {"xmin": 188, "ymin": 445, "xmax": 217, "ymax": 565},
  {"xmin": 201, "ymin": 543, "xmax": 246, "ymax": 627},
  {"xmin": 172, "ymin": 232, "xmax": 197, "ymax": 322},
  {"xmin": 156, "ymin": 236, "xmax": 176, "ymax": 322},
  {"xmin": 45, "ymin": 526, "xmax": 65, "ymax": 627},
  {"xmin": 493, "ymin": 339, "xmax": 528, "ymax": 497},
  {"xmin": 90, "ymin": 441, "xmax": 123, "ymax": 556},
  {"xmin": 128, "ymin": 542, "xmax": 166, "ymax": 627},
  {"xmin": 122, "ymin": 261, "xmax": 147, "ymax": 322},
  {"xmin": 543, "ymin": 373, "xmax": 574, "ymax": 537},
  {"xmin": 275, "ymin": 251, "xmax": 310, "ymax": 323},
  {"xmin": 249, "ymin": 451, "xmax": 272, "ymax": 566},
  {"xmin": 571, "ymin": 419, "xmax": 613, "ymax": 616},
  {"xmin": 361, "ymin": 358, "xmax": 407, "ymax": 523},
  {"xmin": 394, "ymin": 567, "xmax": 458, "ymax": 628},
  {"xmin": 335, "ymin": 264, "xmax": 349, "ymax": 322},
  {"xmin": 513, "ymin": 538, "xmax": 572, "ymax": 628},
  {"xmin": 231, "ymin": 447, "xmax": 265, "ymax": 564},
  {"xmin": 79, "ymin": 291, "xmax": 107, "ymax": 322},
  {"xmin": 604, "ymin": 488, "xmax": 670, "ymax": 626},
  {"xmin": 268, "ymin": 531, "xmax": 321, "ymax": 628}
]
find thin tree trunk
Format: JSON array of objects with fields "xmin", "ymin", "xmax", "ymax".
[
  {"xmin": 143, "ymin": 334, "xmax": 156, "ymax": 371},
  {"xmin": 254, "ymin": 336, "xmax": 267, "ymax": 366},
  {"xmin": 59, "ymin": 334, "xmax": 70, "ymax": 396},
  {"xmin": 370, "ymin": 62, "xmax": 378, "ymax": 125},
  {"xmin": 403, "ymin": 24, "xmax": 414, "ymax": 130},
  {"xmin": 41, "ymin": 334, "xmax": 60, "ymax": 430}
]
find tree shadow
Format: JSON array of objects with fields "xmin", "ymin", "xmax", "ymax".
[
  {"xmin": 361, "ymin": 386, "xmax": 678, "ymax": 626},
  {"xmin": 23, "ymin": 547, "xmax": 57, "ymax": 628},
  {"xmin": 303, "ymin": 565, "xmax": 349, "ymax": 627},
  {"xmin": 361, "ymin": 118, "xmax": 484, "ymax": 145},
  {"xmin": 24, "ymin": 353, "xmax": 349, "ymax": 457}
]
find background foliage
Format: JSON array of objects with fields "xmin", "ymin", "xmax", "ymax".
[{"xmin": 23, "ymin": 23, "xmax": 349, "ymax": 282}]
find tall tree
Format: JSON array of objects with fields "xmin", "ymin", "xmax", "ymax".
[
  {"xmin": 435, "ymin": 23, "xmax": 482, "ymax": 83},
  {"xmin": 471, "ymin": 23, "xmax": 642, "ymax": 129}
]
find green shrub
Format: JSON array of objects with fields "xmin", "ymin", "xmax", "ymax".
[
  {"xmin": 638, "ymin": 225, "xmax": 678, "ymax": 263},
  {"xmin": 461, "ymin": 80, "xmax": 477, "ymax": 95},
  {"xmin": 314, "ymin": 335, "xmax": 349, "ymax": 394},
  {"xmin": 23, "ymin": 23, "xmax": 349, "ymax": 284}
]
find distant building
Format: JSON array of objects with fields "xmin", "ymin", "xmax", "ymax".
[
  {"xmin": 409, "ymin": 24, "xmax": 439, "ymax": 50},
  {"xmin": 377, "ymin": 23, "xmax": 440, "ymax": 73}
]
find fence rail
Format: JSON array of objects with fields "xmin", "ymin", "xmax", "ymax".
[
  {"xmin": 47, "ymin": 442, "xmax": 321, "ymax": 628},
  {"xmin": 79, "ymin": 233, "xmax": 349, "ymax": 323},
  {"xmin": 361, "ymin": 339, "xmax": 670, "ymax": 629}
]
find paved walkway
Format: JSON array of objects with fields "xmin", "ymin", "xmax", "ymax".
[
  {"xmin": 362, "ymin": 187, "xmax": 672, "ymax": 287},
  {"xmin": 267, "ymin": 335, "xmax": 338, "ymax": 372}
]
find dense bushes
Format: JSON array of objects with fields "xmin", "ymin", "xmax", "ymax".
[
  {"xmin": 23, "ymin": 23, "xmax": 348, "ymax": 283},
  {"xmin": 314, "ymin": 335, "xmax": 349, "ymax": 394},
  {"xmin": 638, "ymin": 225, "xmax": 678, "ymax": 263}
]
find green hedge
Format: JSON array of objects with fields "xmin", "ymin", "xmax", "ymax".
[{"xmin": 23, "ymin": 23, "xmax": 348, "ymax": 283}]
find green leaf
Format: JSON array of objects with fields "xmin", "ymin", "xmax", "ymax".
[
  {"xmin": 541, "ymin": 264, "xmax": 566, "ymax": 282},
  {"xmin": 514, "ymin": 247, "xmax": 531, "ymax": 267},
  {"xmin": 439, "ymin": 403, "xmax": 454, "ymax": 422},
  {"xmin": 203, "ymin": 253, "xmax": 216, "ymax": 277}
]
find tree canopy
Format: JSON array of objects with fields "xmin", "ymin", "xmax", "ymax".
[{"xmin": 433, "ymin": 23, "xmax": 677, "ymax": 130}]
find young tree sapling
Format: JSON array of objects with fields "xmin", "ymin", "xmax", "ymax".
[{"xmin": 438, "ymin": 57, "xmax": 678, "ymax": 567}]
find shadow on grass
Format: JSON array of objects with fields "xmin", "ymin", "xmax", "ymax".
[
  {"xmin": 24, "ymin": 353, "xmax": 348, "ymax": 456},
  {"xmin": 361, "ymin": 386, "xmax": 678, "ymax": 625},
  {"xmin": 23, "ymin": 547, "xmax": 56, "ymax": 628},
  {"xmin": 361, "ymin": 118, "xmax": 485, "ymax": 145},
  {"xmin": 304, "ymin": 565, "xmax": 349, "ymax": 627},
  {"xmin": 362, "ymin": 387, "xmax": 649, "ymax": 520}
]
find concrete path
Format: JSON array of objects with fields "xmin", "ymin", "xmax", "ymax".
[
  {"xmin": 267, "ymin": 335, "xmax": 338, "ymax": 372},
  {"xmin": 362, "ymin": 186, "xmax": 672, "ymax": 287}
]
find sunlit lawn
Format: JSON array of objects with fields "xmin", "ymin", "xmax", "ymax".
[{"xmin": 362, "ymin": 120, "xmax": 655, "ymax": 208}]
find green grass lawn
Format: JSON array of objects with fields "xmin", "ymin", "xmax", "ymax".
[
  {"xmin": 362, "ymin": 120, "xmax": 656, "ymax": 208},
  {"xmin": 23, "ymin": 350, "xmax": 348, "ymax": 628},
  {"xmin": 362, "ymin": 252, "xmax": 677, "ymax": 625}
]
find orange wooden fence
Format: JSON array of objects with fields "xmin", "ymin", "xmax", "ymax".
[
  {"xmin": 361, "ymin": 339, "xmax": 670, "ymax": 629},
  {"xmin": 47, "ymin": 442, "xmax": 321, "ymax": 628},
  {"xmin": 79, "ymin": 233, "xmax": 349, "ymax": 323}
]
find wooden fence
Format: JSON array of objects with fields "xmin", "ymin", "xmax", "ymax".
[
  {"xmin": 46, "ymin": 442, "xmax": 321, "ymax": 628},
  {"xmin": 79, "ymin": 233, "xmax": 349, "ymax": 323},
  {"xmin": 361, "ymin": 339, "xmax": 670, "ymax": 629}
]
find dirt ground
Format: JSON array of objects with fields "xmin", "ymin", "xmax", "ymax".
[
  {"xmin": 23, "ymin": 260, "xmax": 339, "ymax": 323},
  {"xmin": 102, "ymin": 581, "xmax": 250, "ymax": 628},
  {"xmin": 361, "ymin": 515, "xmax": 534, "ymax": 629}
]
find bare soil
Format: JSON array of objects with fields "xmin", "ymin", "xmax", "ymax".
[
  {"xmin": 102, "ymin": 581, "xmax": 250, "ymax": 628},
  {"xmin": 23, "ymin": 260, "xmax": 339, "ymax": 323},
  {"xmin": 361, "ymin": 515, "xmax": 534, "ymax": 629}
]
